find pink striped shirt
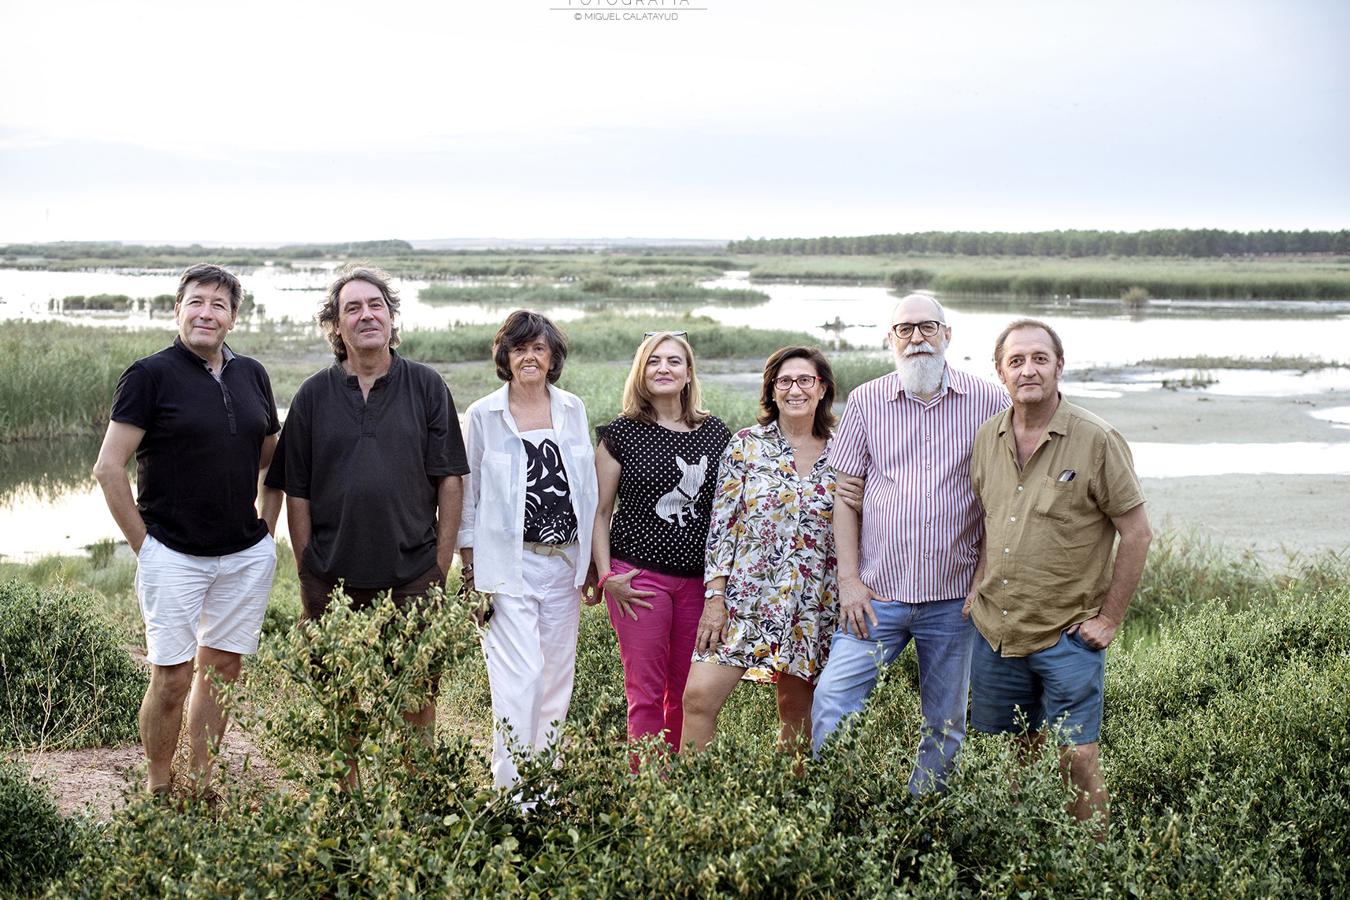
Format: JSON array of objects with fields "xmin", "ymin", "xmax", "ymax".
[{"xmin": 830, "ymin": 367, "xmax": 1009, "ymax": 603}]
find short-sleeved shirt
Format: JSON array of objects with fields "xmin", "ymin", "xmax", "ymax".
[
  {"xmin": 599, "ymin": 415, "xmax": 731, "ymax": 578},
  {"xmin": 970, "ymin": 396, "xmax": 1145, "ymax": 657},
  {"xmin": 265, "ymin": 352, "xmax": 469, "ymax": 588},
  {"xmin": 111, "ymin": 338, "xmax": 279, "ymax": 557},
  {"xmin": 829, "ymin": 367, "xmax": 1009, "ymax": 603},
  {"xmin": 698, "ymin": 422, "xmax": 838, "ymax": 683}
]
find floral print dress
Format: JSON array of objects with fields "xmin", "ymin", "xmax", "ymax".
[{"xmin": 696, "ymin": 422, "xmax": 839, "ymax": 684}]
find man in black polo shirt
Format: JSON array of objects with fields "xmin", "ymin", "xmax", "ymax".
[
  {"xmin": 266, "ymin": 264, "xmax": 467, "ymax": 738},
  {"xmin": 93, "ymin": 264, "xmax": 281, "ymax": 795}
]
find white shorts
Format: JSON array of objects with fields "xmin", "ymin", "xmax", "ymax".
[{"xmin": 135, "ymin": 532, "xmax": 277, "ymax": 666}]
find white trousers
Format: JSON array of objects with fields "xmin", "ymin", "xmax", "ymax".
[{"xmin": 482, "ymin": 551, "xmax": 582, "ymax": 788}]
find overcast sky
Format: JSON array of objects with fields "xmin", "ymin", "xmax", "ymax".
[{"xmin": 1, "ymin": 0, "xmax": 1346, "ymax": 243}]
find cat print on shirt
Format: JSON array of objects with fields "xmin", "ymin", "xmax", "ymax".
[{"xmin": 655, "ymin": 454, "xmax": 708, "ymax": 527}]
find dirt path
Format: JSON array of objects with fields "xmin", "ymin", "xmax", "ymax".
[{"xmin": 25, "ymin": 721, "xmax": 281, "ymax": 820}]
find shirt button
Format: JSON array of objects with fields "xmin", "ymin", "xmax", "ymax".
[
  {"xmin": 1017, "ymin": 485, "xmax": 1024, "ymax": 492},
  {"xmin": 1002, "ymin": 609, "xmax": 1008, "ymax": 616},
  {"xmin": 1009, "ymin": 516, "xmax": 1016, "ymax": 522},
  {"xmin": 1003, "ymin": 548, "xmax": 1010, "ymax": 554},
  {"xmin": 1001, "ymin": 579, "xmax": 1008, "ymax": 585}
]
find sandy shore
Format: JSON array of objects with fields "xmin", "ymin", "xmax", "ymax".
[{"xmin": 1070, "ymin": 382, "xmax": 1350, "ymax": 563}]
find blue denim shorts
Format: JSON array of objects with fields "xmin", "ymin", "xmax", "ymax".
[{"xmin": 969, "ymin": 629, "xmax": 1105, "ymax": 745}]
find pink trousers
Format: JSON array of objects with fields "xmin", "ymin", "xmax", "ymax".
[{"xmin": 606, "ymin": 560, "xmax": 703, "ymax": 750}]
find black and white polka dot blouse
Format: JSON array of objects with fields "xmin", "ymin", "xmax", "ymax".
[{"xmin": 599, "ymin": 414, "xmax": 731, "ymax": 578}]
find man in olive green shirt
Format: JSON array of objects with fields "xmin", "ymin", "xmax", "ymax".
[{"xmin": 963, "ymin": 318, "xmax": 1152, "ymax": 833}]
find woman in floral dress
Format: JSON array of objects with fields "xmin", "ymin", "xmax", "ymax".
[{"xmin": 680, "ymin": 346, "xmax": 842, "ymax": 753}]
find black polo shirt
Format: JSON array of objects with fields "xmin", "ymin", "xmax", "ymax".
[
  {"xmin": 111, "ymin": 338, "xmax": 280, "ymax": 557},
  {"xmin": 265, "ymin": 352, "xmax": 469, "ymax": 589}
]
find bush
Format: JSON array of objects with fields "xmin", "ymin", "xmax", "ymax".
[
  {"xmin": 0, "ymin": 757, "xmax": 80, "ymax": 895},
  {"xmin": 1105, "ymin": 589, "xmax": 1350, "ymax": 892},
  {"xmin": 0, "ymin": 580, "xmax": 145, "ymax": 749},
  {"xmin": 51, "ymin": 575, "xmax": 1350, "ymax": 896},
  {"xmin": 885, "ymin": 267, "xmax": 936, "ymax": 291}
]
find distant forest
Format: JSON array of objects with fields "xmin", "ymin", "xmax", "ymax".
[
  {"xmin": 728, "ymin": 229, "xmax": 1350, "ymax": 258},
  {"xmin": 0, "ymin": 240, "xmax": 416, "ymax": 260}
]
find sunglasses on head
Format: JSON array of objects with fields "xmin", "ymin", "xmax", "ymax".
[{"xmin": 644, "ymin": 330, "xmax": 688, "ymax": 338}]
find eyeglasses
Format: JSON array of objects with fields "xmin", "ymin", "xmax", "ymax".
[
  {"xmin": 644, "ymin": 330, "xmax": 688, "ymax": 338},
  {"xmin": 891, "ymin": 320, "xmax": 943, "ymax": 339},
  {"xmin": 774, "ymin": 374, "xmax": 819, "ymax": 391}
]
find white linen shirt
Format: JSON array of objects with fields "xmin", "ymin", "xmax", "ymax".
[{"xmin": 457, "ymin": 383, "xmax": 598, "ymax": 594}]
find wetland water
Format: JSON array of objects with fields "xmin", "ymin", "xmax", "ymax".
[{"xmin": 2, "ymin": 266, "xmax": 1349, "ymax": 560}]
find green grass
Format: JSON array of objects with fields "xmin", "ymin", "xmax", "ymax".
[
  {"xmin": 399, "ymin": 312, "xmax": 830, "ymax": 366},
  {"xmin": 4, "ymin": 314, "xmax": 813, "ymax": 441},
  {"xmin": 0, "ymin": 322, "xmax": 332, "ymax": 441},
  {"xmin": 0, "ymin": 323, "xmax": 165, "ymax": 442},
  {"xmin": 734, "ymin": 252, "xmax": 1350, "ymax": 300},
  {"xmin": 418, "ymin": 281, "xmax": 768, "ymax": 307}
]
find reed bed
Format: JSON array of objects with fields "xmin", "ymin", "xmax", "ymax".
[
  {"xmin": 399, "ymin": 313, "xmax": 827, "ymax": 366},
  {"xmin": 738, "ymin": 253, "xmax": 1350, "ymax": 300},
  {"xmin": 1135, "ymin": 354, "xmax": 1344, "ymax": 370},
  {"xmin": 418, "ymin": 281, "xmax": 767, "ymax": 307},
  {"xmin": 0, "ymin": 324, "xmax": 164, "ymax": 441}
]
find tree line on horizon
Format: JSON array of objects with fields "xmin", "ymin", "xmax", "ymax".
[
  {"xmin": 7, "ymin": 230, "xmax": 1350, "ymax": 261},
  {"xmin": 0, "ymin": 239, "xmax": 418, "ymax": 261},
  {"xmin": 729, "ymin": 229, "xmax": 1350, "ymax": 258}
]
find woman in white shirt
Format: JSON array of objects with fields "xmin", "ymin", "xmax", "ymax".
[{"xmin": 458, "ymin": 310, "xmax": 598, "ymax": 790}]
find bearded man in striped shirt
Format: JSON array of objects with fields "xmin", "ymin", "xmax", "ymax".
[{"xmin": 811, "ymin": 293, "xmax": 1008, "ymax": 793}]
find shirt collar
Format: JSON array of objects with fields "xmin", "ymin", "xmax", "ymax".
[
  {"xmin": 485, "ymin": 382, "xmax": 578, "ymax": 410},
  {"xmin": 1045, "ymin": 394, "xmax": 1072, "ymax": 436},
  {"xmin": 336, "ymin": 348, "xmax": 401, "ymax": 383},
  {"xmin": 171, "ymin": 336, "xmax": 233, "ymax": 369},
  {"xmin": 995, "ymin": 393, "xmax": 1069, "ymax": 436}
]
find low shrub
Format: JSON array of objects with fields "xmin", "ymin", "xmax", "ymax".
[
  {"xmin": 0, "ymin": 579, "xmax": 145, "ymax": 749},
  {"xmin": 1105, "ymin": 589, "xmax": 1350, "ymax": 892},
  {"xmin": 50, "ymin": 574, "xmax": 1350, "ymax": 896},
  {"xmin": 0, "ymin": 757, "xmax": 80, "ymax": 895}
]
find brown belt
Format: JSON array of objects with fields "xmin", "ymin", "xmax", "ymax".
[{"xmin": 524, "ymin": 541, "xmax": 576, "ymax": 559}]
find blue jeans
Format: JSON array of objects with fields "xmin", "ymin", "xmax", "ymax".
[
  {"xmin": 811, "ymin": 597, "xmax": 974, "ymax": 793},
  {"xmin": 970, "ymin": 629, "xmax": 1106, "ymax": 745}
]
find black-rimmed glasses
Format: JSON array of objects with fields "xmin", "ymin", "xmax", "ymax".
[
  {"xmin": 891, "ymin": 320, "xmax": 943, "ymax": 339},
  {"xmin": 774, "ymin": 374, "xmax": 819, "ymax": 391}
]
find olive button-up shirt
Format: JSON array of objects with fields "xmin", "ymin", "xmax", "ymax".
[{"xmin": 970, "ymin": 397, "xmax": 1144, "ymax": 657}]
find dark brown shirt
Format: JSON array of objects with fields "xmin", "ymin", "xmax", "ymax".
[{"xmin": 970, "ymin": 397, "xmax": 1144, "ymax": 657}]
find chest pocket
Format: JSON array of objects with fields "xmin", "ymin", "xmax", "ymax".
[
  {"xmin": 481, "ymin": 450, "xmax": 517, "ymax": 515},
  {"xmin": 1032, "ymin": 475, "xmax": 1078, "ymax": 522}
]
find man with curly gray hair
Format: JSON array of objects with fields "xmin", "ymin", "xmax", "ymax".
[{"xmin": 266, "ymin": 264, "xmax": 468, "ymax": 738}]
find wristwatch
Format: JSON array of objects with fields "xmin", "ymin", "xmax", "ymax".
[{"xmin": 704, "ymin": 587, "xmax": 726, "ymax": 600}]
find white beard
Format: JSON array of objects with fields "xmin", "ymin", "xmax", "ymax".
[{"xmin": 894, "ymin": 342, "xmax": 946, "ymax": 395}]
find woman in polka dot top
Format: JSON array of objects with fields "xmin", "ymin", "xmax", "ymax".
[{"xmin": 591, "ymin": 331, "xmax": 730, "ymax": 755}]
